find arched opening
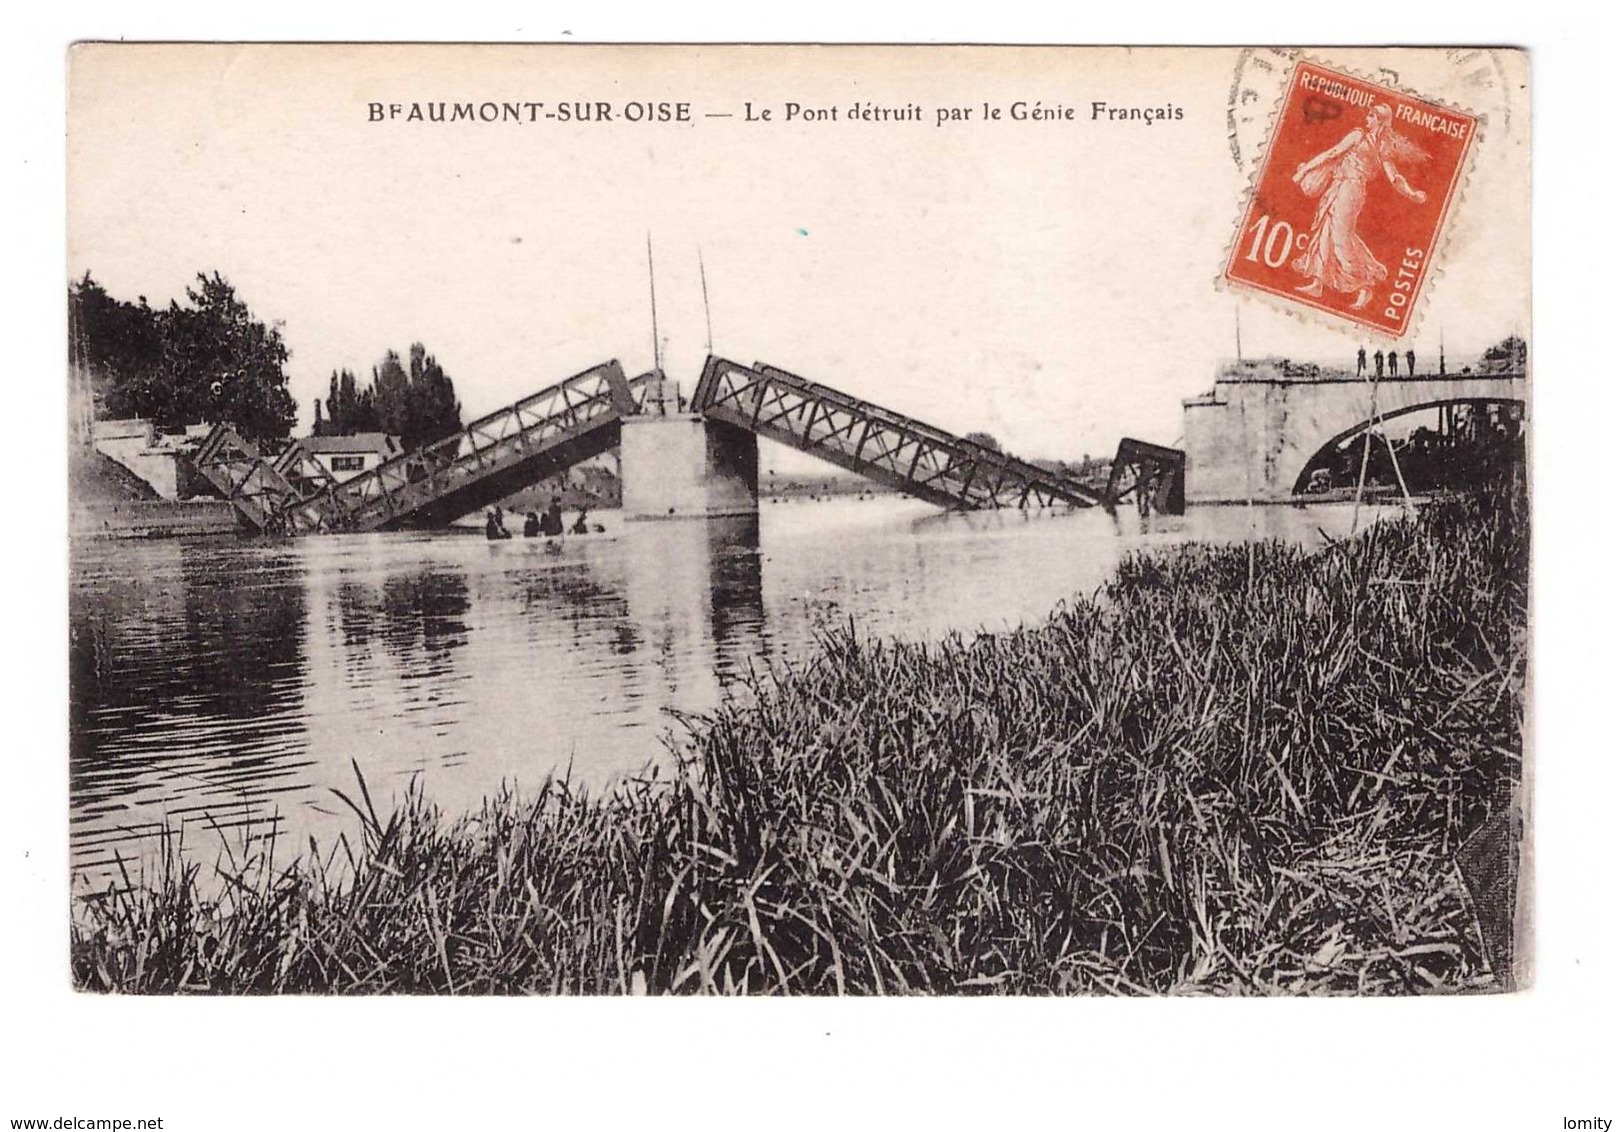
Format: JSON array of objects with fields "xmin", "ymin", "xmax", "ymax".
[{"xmin": 1292, "ymin": 397, "xmax": 1526, "ymax": 497}]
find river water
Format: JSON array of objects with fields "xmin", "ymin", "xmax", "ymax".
[{"xmin": 69, "ymin": 496, "xmax": 1370, "ymax": 884}]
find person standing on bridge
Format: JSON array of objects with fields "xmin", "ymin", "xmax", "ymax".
[
  {"xmin": 1388, "ymin": 349, "xmax": 1398, "ymax": 376},
  {"xmin": 1357, "ymin": 346, "xmax": 1367, "ymax": 376},
  {"xmin": 1406, "ymin": 349, "xmax": 1417, "ymax": 377},
  {"xmin": 1375, "ymin": 350, "xmax": 1385, "ymax": 378}
]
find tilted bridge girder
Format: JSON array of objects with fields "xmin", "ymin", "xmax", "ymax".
[
  {"xmin": 194, "ymin": 361, "xmax": 650, "ymax": 535},
  {"xmin": 196, "ymin": 353, "xmax": 1102, "ymax": 535},
  {"xmin": 1103, "ymin": 437, "xmax": 1186, "ymax": 516},
  {"xmin": 323, "ymin": 361, "xmax": 647, "ymax": 532},
  {"xmin": 193, "ymin": 423, "xmax": 347, "ymax": 534},
  {"xmin": 691, "ymin": 356, "xmax": 1103, "ymax": 510}
]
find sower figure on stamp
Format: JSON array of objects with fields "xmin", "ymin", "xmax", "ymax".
[{"xmin": 1289, "ymin": 103, "xmax": 1429, "ymax": 310}]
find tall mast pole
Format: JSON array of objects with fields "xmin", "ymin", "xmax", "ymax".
[
  {"xmin": 646, "ymin": 232, "xmax": 661, "ymax": 373},
  {"xmin": 699, "ymin": 248, "xmax": 714, "ymax": 358}
]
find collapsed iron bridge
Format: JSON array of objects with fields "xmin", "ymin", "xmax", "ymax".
[{"xmin": 191, "ymin": 357, "xmax": 1181, "ymax": 535}]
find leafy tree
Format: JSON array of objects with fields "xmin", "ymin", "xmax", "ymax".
[
  {"xmin": 372, "ymin": 350, "xmax": 410, "ymax": 438},
  {"xmin": 323, "ymin": 343, "xmax": 463, "ymax": 451},
  {"xmin": 68, "ymin": 274, "xmax": 162, "ymax": 418},
  {"xmin": 404, "ymin": 343, "xmax": 463, "ymax": 451},
  {"xmin": 324, "ymin": 368, "xmax": 378, "ymax": 434},
  {"xmin": 1480, "ymin": 336, "xmax": 1527, "ymax": 374},
  {"xmin": 69, "ymin": 271, "xmax": 297, "ymax": 442},
  {"xmin": 965, "ymin": 431, "xmax": 1003, "ymax": 453},
  {"xmin": 164, "ymin": 273, "xmax": 297, "ymax": 441}
]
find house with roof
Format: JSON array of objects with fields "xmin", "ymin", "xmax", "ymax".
[{"xmin": 282, "ymin": 432, "xmax": 404, "ymax": 484}]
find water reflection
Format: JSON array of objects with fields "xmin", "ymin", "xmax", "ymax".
[
  {"xmin": 334, "ymin": 570, "xmax": 470, "ymax": 659},
  {"xmin": 706, "ymin": 515, "xmax": 769, "ymax": 684},
  {"xmin": 69, "ymin": 541, "xmax": 311, "ymax": 873},
  {"xmin": 69, "ymin": 498, "xmax": 1372, "ymax": 883}
]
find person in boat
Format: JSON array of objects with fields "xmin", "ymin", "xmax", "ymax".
[
  {"xmin": 523, "ymin": 511, "xmax": 541, "ymax": 538},
  {"xmin": 541, "ymin": 495, "xmax": 565, "ymax": 537},
  {"xmin": 485, "ymin": 508, "xmax": 511, "ymax": 540},
  {"xmin": 570, "ymin": 506, "xmax": 589, "ymax": 535}
]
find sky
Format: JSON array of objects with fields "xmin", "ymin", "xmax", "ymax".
[{"xmin": 67, "ymin": 45, "xmax": 1529, "ymax": 463}]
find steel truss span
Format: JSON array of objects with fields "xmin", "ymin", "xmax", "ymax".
[
  {"xmin": 322, "ymin": 362, "xmax": 643, "ymax": 532},
  {"xmin": 192, "ymin": 424, "xmax": 347, "ymax": 535},
  {"xmin": 691, "ymin": 357, "xmax": 1102, "ymax": 510},
  {"xmin": 196, "ymin": 354, "xmax": 1106, "ymax": 535},
  {"xmin": 195, "ymin": 362, "xmax": 648, "ymax": 535},
  {"xmin": 1104, "ymin": 438, "xmax": 1186, "ymax": 516}
]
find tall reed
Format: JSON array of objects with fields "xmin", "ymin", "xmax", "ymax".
[{"xmin": 73, "ymin": 487, "xmax": 1527, "ymax": 995}]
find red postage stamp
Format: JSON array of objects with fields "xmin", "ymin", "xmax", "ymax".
[{"xmin": 1223, "ymin": 61, "xmax": 1479, "ymax": 339}]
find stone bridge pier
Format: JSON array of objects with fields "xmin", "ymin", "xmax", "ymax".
[
  {"xmin": 1181, "ymin": 367, "xmax": 1527, "ymax": 503},
  {"xmin": 620, "ymin": 412, "xmax": 760, "ymax": 520}
]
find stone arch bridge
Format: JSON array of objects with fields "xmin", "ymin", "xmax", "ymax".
[{"xmin": 1182, "ymin": 367, "xmax": 1527, "ymax": 502}]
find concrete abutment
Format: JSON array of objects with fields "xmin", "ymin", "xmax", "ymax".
[{"xmin": 620, "ymin": 414, "xmax": 760, "ymax": 520}]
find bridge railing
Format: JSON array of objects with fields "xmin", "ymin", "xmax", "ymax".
[
  {"xmin": 192, "ymin": 424, "xmax": 344, "ymax": 534},
  {"xmin": 692, "ymin": 356, "xmax": 1100, "ymax": 510},
  {"xmin": 627, "ymin": 370, "xmax": 658, "ymax": 414},
  {"xmin": 321, "ymin": 360, "xmax": 639, "ymax": 531}
]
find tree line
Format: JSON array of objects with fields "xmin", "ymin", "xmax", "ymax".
[
  {"xmin": 318, "ymin": 345, "xmax": 462, "ymax": 452},
  {"xmin": 70, "ymin": 272, "xmax": 298, "ymax": 442},
  {"xmin": 70, "ymin": 271, "xmax": 463, "ymax": 450}
]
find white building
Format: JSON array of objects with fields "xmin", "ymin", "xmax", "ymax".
[{"xmin": 287, "ymin": 433, "xmax": 404, "ymax": 482}]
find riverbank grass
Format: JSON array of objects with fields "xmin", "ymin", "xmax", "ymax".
[{"xmin": 73, "ymin": 488, "xmax": 1527, "ymax": 994}]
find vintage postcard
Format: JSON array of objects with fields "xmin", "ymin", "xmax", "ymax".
[{"xmin": 66, "ymin": 44, "xmax": 1530, "ymax": 995}]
